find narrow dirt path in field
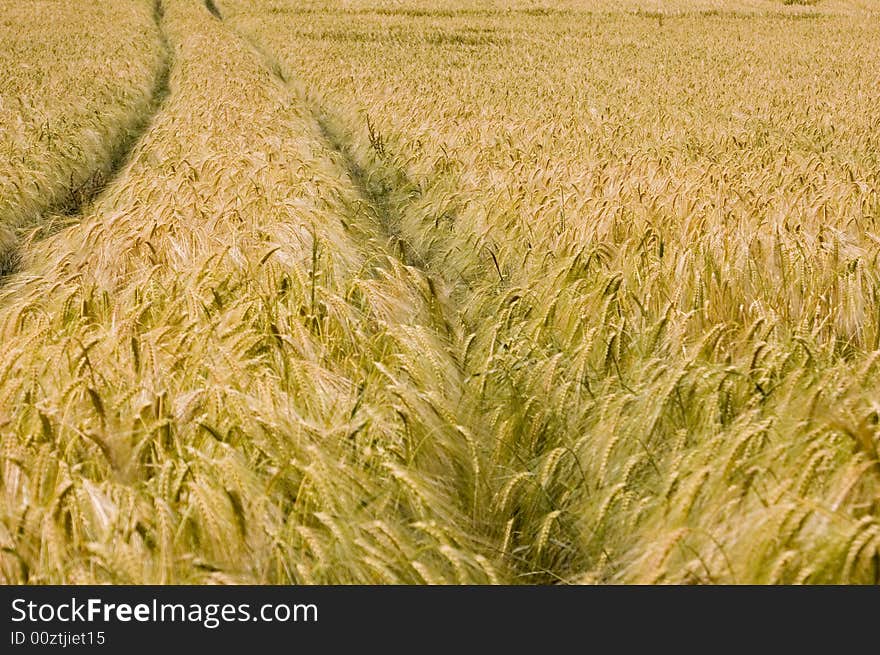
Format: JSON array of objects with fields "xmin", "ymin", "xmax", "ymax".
[{"xmin": 0, "ymin": 0, "xmax": 172, "ymax": 282}]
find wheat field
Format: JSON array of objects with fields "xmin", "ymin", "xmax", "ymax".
[{"xmin": 1, "ymin": 0, "xmax": 879, "ymax": 584}]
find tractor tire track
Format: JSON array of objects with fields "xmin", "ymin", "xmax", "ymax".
[
  {"xmin": 214, "ymin": 8, "xmax": 476, "ymax": 340},
  {"xmin": 212, "ymin": 9, "xmax": 618, "ymax": 583},
  {"xmin": 0, "ymin": 0, "xmax": 172, "ymax": 283},
  {"xmin": 58, "ymin": 0, "xmax": 172, "ymax": 220},
  {"xmin": 210, "ymin": 8, "xmax": 526, "ymax": 564}
]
